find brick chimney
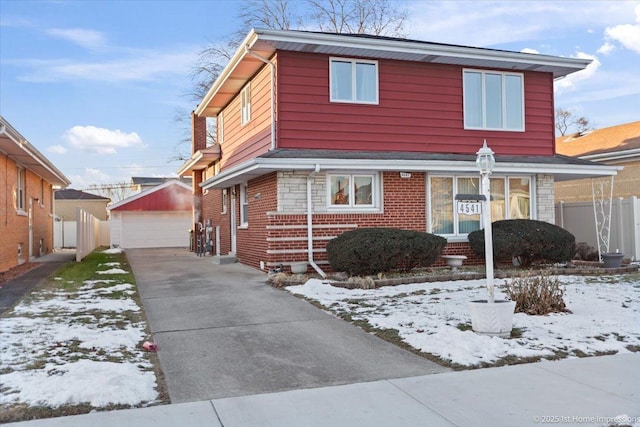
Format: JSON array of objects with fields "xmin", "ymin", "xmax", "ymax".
[{"xmin": 191, "ymin": 111, "xmax": 207, "ymax": 154}]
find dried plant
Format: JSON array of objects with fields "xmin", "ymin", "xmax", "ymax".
[{"xmin": 505, "ymin": 271, "xmax": 571, "ymax": 315}]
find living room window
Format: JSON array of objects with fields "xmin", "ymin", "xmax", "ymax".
[
  {"xmin": 240, "ymin": 183, "xmax": 248, "ymax": 226},
  {"xmin": 463, "ymin": 69, "xmax": 524, "ymax": 131},
  {"xmin": 428, "ymin": 175, "xmax": 532, "ymax": 237},
  {"xmin": 327, "ymin": 173, "xmax": 378, "ymax": 210},
  {"xmin": 330, "ymin": 58, "xmax": 378, "ymax": 104},
  {"xmin": 240, "ymin": 84, "xmax": 251, "ymax": 125},
  {"xmin": 17, "ymin": 166, "xmax": 25, "ymax": 211}
]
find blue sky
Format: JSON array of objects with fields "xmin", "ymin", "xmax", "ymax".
[{"xmin": 1, "ymin": 0, "xmax": 639, "ymax": 189}]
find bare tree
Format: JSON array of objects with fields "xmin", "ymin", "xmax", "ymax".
[
  {"xmin": 85, "ymin": 183, "xmax": 134, "ymax": 204},
  {"xmin": 555, "ymin": 108, "xmax": 592, "ymax": 136},
  {"xmin": 307, "ymin": 0, "xmax": 407, "ymax": 36}
]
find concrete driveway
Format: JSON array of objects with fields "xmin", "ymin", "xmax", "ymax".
[{"xmin": 126, "ymin": 248, "xmax": 448, "ymax": 403}]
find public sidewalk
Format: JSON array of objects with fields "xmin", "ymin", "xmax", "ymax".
[{"xmin": 7, "ymin": 352, "xmax": 639, "ymax": 427}]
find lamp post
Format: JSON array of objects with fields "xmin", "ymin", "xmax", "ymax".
[{"xmin": 476, "ymin": 139, "xmax": 496, "ymax": 303}]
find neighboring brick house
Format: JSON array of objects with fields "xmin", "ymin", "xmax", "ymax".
[
  {"xmin": 1, "ymin": 115, "xmax": 71, "ymax": 273},
  {"xmin": 178, "ymin": 29, "xmax": 618, "ymax": 275},
  {"xmin": 555, "ymin": 121, "xmax": 640, "ymax": 203}
]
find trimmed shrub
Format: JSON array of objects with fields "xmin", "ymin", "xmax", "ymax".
[
  {"xmin": 505, "ymin": 271, "xmax": 571, "ymax": 315},
  {"xmin": 468, "ymin": 219, "xmax": 575, "ymax": 268},
  {"xmin": 326, "ymin": 228, "xmax": 447, "ymax": 276}
]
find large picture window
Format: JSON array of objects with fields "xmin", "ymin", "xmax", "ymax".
[
  {"xmin": 330, "ymin": 58, "xmax": 378, "ymax": 104},
  {"xmin": 463, "ymin": 70, "xmax": 524, "ymax": 131},
  {"xmin": 429, "ymin": 175, "xmax": 532, "ymax": 237},
  {"xmin": 328, "ymin": 173, "xmax": 377, "ymax": 209}
]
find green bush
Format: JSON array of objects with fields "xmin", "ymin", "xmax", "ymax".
[
  {"xmin": 468, "ymin": 219, "xmax": 575, "ymax": 268},
  {"xmin": 326, "ymin": 228, "xmax": 447, "ymax": 276},
  {"xmin": 505, "ymin": 271, "xmax": 571, "ymax": 315}
]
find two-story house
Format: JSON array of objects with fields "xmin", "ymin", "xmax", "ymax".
[{"xmin": 178, "ymin": 29, "xmax": 617, "ymax": 276}]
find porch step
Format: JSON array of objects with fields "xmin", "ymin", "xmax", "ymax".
[{"xmin": 211, "ymin": 255, "xmax": 237, "ymax": 265}]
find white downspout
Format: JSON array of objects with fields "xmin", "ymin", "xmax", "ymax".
[
  {"xmin": 244, "ymin": 45, "xmax": 276, "ymax": 150},
  {"xmin": 307, "ymin": 164, "xmax": 327, "ymax": 278}
]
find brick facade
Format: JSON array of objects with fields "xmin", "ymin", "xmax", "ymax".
[{"xmin": 1, "ymin": 153, "xmax": 55, "ymax": 273}]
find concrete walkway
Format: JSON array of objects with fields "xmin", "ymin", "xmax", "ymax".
[
  {"xmin": 7, "ymin": 353, "xmax": 639, "ymax": 426},
  {"xmin": 0, "ymin": 250, "xmax": 76, "ymax": 314},
  {"xmin": 125, "ymin": 248, "xmax": 447, "ymax": 402}
]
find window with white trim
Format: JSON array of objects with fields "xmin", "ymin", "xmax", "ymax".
[
  {"xmin": 222, "ymin": 188, "xmax": 228, "ymax": 214},
  {"xmin": 330, "ymin": 58, "xmax": 378, "ymax": 104},
  {"xmin": 327, "ymin": 173, "xmax": 378, "ymax": 209},
  {"xmin": 463, "ymin": 69, "xmax": 524, "ymax": 131},
  {"xmin": 240, "ymin": 84, "xmax": 251, "ymax": 125},
  {"xmin": 16, "ymin": 166, "xmax": 25, "ymax": 211},
  {"xmin": 218, "ymin": 112, "xmax": 224, "ymax": 144},
  {"xmin": 428, "ymin": 174, "xmax": 532, "ymax": 237},
  {"xmin": 240, "ymin": 183, "xmax": 248, "ymax": 226}
]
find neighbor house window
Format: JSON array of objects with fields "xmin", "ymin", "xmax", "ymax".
[
  {"xmin": 16, "ymin": 166, "xmax": 25, "ymax": 211},
  {"xmin": 330, "ymin": 58, "xmax": 378, "ymax": 104},
  {"xmin": 218, "ymin": 112, "xmax": 224, "ymax": 144},
  {"xmin": 328, "ymin": 173, "xmax": 378, "ymax": 209},
  {"xmin": 429, "ymin": 174, "xmax": 532, "ymax": 237},
  {"xmin": 40, "ymin": 179, "xmax": 44, "ymax": 206},
  {"xmin": 240, "ymin": 183, "xmax": 248, "ymax": 226},
  {"xmin": 463, "ymin": 69, "xmax": 524, "ymax": 131},
  {"xmin": 222, "ymin": 188, "xmax": 228, "ymax": 214},
  {"xmin": 240, "ymin": 84, "xmax": 251, "ymax": 125}
]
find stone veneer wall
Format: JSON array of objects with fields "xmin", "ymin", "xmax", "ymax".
[{"xmin": 536, "ymin": 174, "xmax": 555, "ymax": 224}]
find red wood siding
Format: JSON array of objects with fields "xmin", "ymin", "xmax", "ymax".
[
  {"xmin": 112, "ymin": 185, "xmax": 192, "ymax": 211},
  {"xmin": 219, "ymin": 63, "xmax": 273, "ymax": 171},
  {"xmin": 275, "ymin": 51, "xmax": 555, "ymax": 157}
]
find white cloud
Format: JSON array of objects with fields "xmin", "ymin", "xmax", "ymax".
[
  {"xmin": 63, "ymin": 126, "xmax": 143, "ymax": 155},
  {"xmin": 48, "ymin": 145, "xmax": 67, "ymax": 154},
  {"xmin": 45, "ymin": 28, "xmax": 107, "ymax": 51},
  {"xmin": 14, "ymin": 49, "xmax": 198, "ymax": 83},
  {"xmin": 554, "ymin": 52, "xmax": 601, "ymax": 93},
  {"xmin": 520, "ymin": 48, "xmax": 539, "ymax": 54},
  {"xmin": 597, "ymin": 42, "xmax": 616, "ymax": 55},
  {"xmin": 604, "ymin": 5, "xmax": 640, "ymax": 54}
]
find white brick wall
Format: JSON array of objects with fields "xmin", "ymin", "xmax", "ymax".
[
  {"xmin": 536, "ymin": 174, "xmax": 555, "ymax": 224},
  {"xmin": 277, "ymin": 171, "xmax": 326, "ymax": 213}
]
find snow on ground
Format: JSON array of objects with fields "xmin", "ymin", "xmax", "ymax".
[
  {"xmin": 288, "ymin": 274, "xmax": 640, "ymax": 367},
  {"xmin": 0, "ymin": 278, "xmax": 158, "ymax": 408}
]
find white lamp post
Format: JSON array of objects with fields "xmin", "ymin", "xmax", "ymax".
[{"xmin": 476, "ymin": 139, "xmax": 495, "ymax": 303}]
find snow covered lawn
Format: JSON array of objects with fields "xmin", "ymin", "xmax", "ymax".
[
  {"xmin": 0, "ymin": 248, "xmax": 163, "ymax": 422},
  {"xmin": 288, "ymin": 273, "xmax": 640, "ymax": 368}
]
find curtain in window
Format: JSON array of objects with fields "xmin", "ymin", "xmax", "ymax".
[
  {"xmin": 331, "ymin": 61, "xmax": 352, "ymax": 101},
  {"xmin": 356, "ymin": 62, "xmax": 376, "ymax": 102},
  {"xmin": 430, "ymin": 177, "xmax": 453, "ymax": 234},
  {"xmin": 490, "ymin": 178, "xmax": 506, "ymax": 221},
  {"xmin": 354, "ymin": 176, "xmax": 373, "ymax": 205},
  {"xmin": 463, "ymin": 72, "xmax": 482, "ymax": 127},
  {"xmin": 509, "ymin": 178, "xmax": 530, "ymax": 219},
  {"xmin": 457, "ymin": 177, "xmax": 480, "ymax": 234},
  {"xmin": 331, "ymin": 176, "xmax": 350, "ymax": 205}
]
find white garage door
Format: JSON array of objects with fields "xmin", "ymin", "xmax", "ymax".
[{"xmin": 120, "ymin": 212, "xmax": 191, "ymax": 249}]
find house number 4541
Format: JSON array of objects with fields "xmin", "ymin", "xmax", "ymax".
[{"xmin": 457, "ymin": 201, "xmax": 482, "ymax": 215}]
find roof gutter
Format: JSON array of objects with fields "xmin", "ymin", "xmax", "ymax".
[{"xmin": 244, "ymin": 45, "xmax": 276, "ymax": 151}]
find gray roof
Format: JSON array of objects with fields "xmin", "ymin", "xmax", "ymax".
[{"xmin": 55, "ymin": 189, "xmax": 110, "ymax": 201}]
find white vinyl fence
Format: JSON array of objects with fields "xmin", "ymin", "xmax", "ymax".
[
  {"xmin": 555, "ymin": 196, "xmax": 640, "ymax": 261},
  {"xmin": 54, "ymin": 211, "xmax": 110, "ymax": 259}
]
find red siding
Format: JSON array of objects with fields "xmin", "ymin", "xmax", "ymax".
[
  {"xmin": 275, "ymin": 51, "xmax": 555, "ymax": 157},
  {"xmin": 112, "ymin": 185, "xmax": 193, "ymax": 211}
]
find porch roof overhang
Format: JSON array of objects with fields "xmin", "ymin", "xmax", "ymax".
[
  {"xmin": 195, "ymin": 29, "xmax": 591, "ymax": 117},
  {"xmin": 200, "ymin": 149, "xmax": 620, "ymax": 190},
  {"xmin": 0, "ymin": 115, "xmax": 71, "ymax": 187},
  {"xmin": 176, "ymin": 145, "xmax": 221, "ymax": 177}
]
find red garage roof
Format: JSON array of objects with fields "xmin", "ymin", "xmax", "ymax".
[{"xmin": 108, "ymin": 180, "xmax": 192, "ymax": 212}]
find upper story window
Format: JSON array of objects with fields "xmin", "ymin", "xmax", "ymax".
[
  {"xmin": 327, "ymin": 173, "xmax": 379, "ymax": 210},
  {"xmin": 217, "ymin": 112, "xmax": 224, "ymax": 144},
  {"xmin": 16, "ymin": 166, "xmax": 25, "ymax": 211},
  {"xmin": 240, "ymin": 84, "xmax": 251, "ymax": 125},
  {"xmin": 330, "ymin": 58, "xmax": 378, "ymax": 104},
  {"xmin": 463, "ymin": 69, "xmax": 524, "ymax": 131}
]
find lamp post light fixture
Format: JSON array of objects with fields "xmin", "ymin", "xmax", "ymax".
[{"xmin": 476, "ymin": 139, "xmax": 496, "ymax": 303}]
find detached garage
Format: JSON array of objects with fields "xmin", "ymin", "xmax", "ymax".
[{"xmin": 108, "ymin": 180, "xmax": 192, "ymax": 249}]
